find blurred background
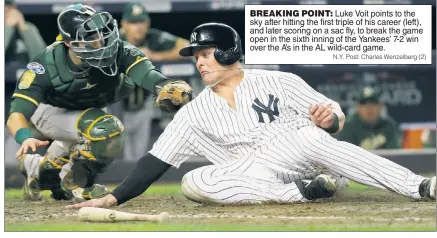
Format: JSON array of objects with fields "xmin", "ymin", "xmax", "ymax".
[{"xmin": 4, "ymin": 0, "xmax": 436, "ymax": 187}]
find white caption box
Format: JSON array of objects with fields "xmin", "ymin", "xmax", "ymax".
[{"xmin": 245, "ymin": 5, "xmax": 432, "ymax": 65}]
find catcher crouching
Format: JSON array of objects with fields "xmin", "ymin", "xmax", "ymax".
[{"xmin": 7, "ymin": 4, "xmax": 192, "ymax": 201}]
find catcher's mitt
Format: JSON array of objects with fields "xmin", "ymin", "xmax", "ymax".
[{"xmin": 155, "ymin": 80, "xmax": 193, "ymax": 112}]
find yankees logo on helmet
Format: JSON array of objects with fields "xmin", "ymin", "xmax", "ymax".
[{"xmin": 190, "ymin": 32, "xmax": 197, "ymax": 43}]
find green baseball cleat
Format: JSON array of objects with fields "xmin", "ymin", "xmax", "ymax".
[
  {"xmin": 83, "ymin": 184, "xmax": 111, "ymax": 200},
  {"xmin": 70, "ymin": 184, "xmax": 111, "ymax": 201}
]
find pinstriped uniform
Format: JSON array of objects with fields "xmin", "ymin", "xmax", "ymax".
[{"xmin": 149, "ymin": 69, "xmax": 425, "ymax": 204}]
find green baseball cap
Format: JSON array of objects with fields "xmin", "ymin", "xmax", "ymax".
[
  {"xmin": 122, "ymin": 3, "xmax": 150, "ymax": 22},
  {"xmin": 358, "ymin": 86, "xmax": 382, "ymax": 104}
]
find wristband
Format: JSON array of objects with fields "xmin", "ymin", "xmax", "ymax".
[
  {"xmin": 15, "ymin": 128, "xmax": 33, "ymax": 145},
  {"xmin": 323, "ymin": 113, "xmax": 339, "ymax": 134}
]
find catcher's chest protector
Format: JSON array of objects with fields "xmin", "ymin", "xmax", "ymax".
[
  {"xmin": 44, "ymin": 43, "xmax": 135, "ymax": 107},
  {"xmin": 45, "ymin": 42, "xmax": 88, "ymax": 93}
]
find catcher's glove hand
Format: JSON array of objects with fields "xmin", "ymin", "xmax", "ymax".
[{"xmin": 155, "ymin": 80, "xmax": 193, "ymax": 112}]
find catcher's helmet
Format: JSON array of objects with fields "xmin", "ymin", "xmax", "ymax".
[
  {"xmin": 57, "ymin": 4, "xmax": 120, "ymax": 76},
  {"xmin": 179, "ymin": 23, "xmax": 243, "ymax": 65}
]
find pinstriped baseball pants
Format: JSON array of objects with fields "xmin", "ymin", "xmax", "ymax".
[{"xmin": 181, "ymin": 125, "xmax": 425, "ymax": 205}]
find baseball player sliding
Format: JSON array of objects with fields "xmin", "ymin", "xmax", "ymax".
[
  {"xmin": 68, "ymin": 22, "xmax": 435, "ymax": 209},
  {"xmin": 7, "ymin": 4, "xmax": 192, "ymax": 201}
]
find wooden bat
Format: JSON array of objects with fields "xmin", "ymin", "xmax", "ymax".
[{"xmin": 77, "ymin": 207, "xmax": 169, "ymax": 223}]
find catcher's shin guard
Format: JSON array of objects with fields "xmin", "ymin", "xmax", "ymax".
[
  {"xmin": 19, "ymin": 154, "xmax": 72, "ymax": 200},
  {"xmin": 75, "ymin": 108, "xmax": 124, "ymax": 168},
  {"xmin": 55, "ymin": 108, "xmax": 123, "ymax": 200},
  {"xmin": 38, "ymin": 156, "xmax": 72, "ymax": 200}
]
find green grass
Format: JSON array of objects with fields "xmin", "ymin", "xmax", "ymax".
[
  {"xmin": 5, "ymin": 223, "xmax": 435, "ymax": 232},
  {"xmin": 5, "ymin": 183, "xmax": 183, "ymax": 200},
  {"xmin": 5, "ymin": 181, "xmax": 369, "ymax": 200}
]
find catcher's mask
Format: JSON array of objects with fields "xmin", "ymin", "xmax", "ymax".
[
  {"xmin": 57, "ymin": 4, "xmax": 120, "ymax": 76},
  {"xmin": 179, "ymin": 22, "xmax": 243, "ymax": 66}
]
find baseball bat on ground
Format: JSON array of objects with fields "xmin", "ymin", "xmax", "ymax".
[{"xmin": 77, "ymin": 207, "xmax": 169, "ymax": 223}]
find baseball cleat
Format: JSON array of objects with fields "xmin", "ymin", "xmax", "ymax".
[
  {"xmin": 18, "ymin": 155, "xmax": 42, "ymax": 201},
  {"xmin": 296, "ymin": 174, "xmax": 337, "ymax": 201},
  {"xmin": 77, "ymin": 184, "xmax": 111, "ymax": 200},
  {"xmin": 50, "ymin": 185, "xmax": 73, "ymax": 201},
  {"xmin": 419, "ymin": 176, "xmax": 436, "ymax": 200}
]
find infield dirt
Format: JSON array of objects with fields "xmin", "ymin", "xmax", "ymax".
[{"xmin": 5, "ymin": 183, "xmax": 436, "ymax": 231}]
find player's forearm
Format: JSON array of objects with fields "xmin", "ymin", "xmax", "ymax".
[
  {"xmin": 7, "ymin": 112, "xmax": 35, "ymax": 145},
  {"xmin": 8, "ymin": 97, "xmax": 39, "ymax": 144},
  {"xmin": 19, "ymin": 23, "xmax": 47, "ymax": 60},
  {"xmin": 7, "ymin": 112, "xmax": 31, "ymax": 136},
  {"xmin": 111, "ymin": 154, "xmax": 171, "ymax": 205},
  {"xmin": 5, "ymin": 26, "xmax": 16, "ymax": 50}
]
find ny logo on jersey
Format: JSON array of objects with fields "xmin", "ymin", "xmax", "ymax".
[{"xmin": 252, "ymin": 94, "xmax": 280, "ymax": 123}]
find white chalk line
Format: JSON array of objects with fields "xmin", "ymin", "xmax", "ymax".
[{"xmin": 165, "ymin": 213, "xmax": 435, "ymax": 222}]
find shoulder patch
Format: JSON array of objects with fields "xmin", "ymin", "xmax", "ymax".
[
  {"xmin": 18, "ymin": 70, "xmax": 36, "ymax": 89},
  {"xmin": 27, "ymin": 62, "xmax": 45, "ymax": 74}
]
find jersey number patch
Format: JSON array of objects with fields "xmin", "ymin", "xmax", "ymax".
[{"xmin": 18, "ymin": 70, "xmax": 36, "ymax": 89}]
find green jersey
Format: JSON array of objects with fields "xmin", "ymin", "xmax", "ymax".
[
  {"xmin": 335, "ymin": 113, "xmax": 402, "ymax": 150},
  {"xmin": 10, "ymin": 40, "xmax": 166, "ymax": 119},
  {"xmin": 120, "ymin": 28, "xmax": 178, "ymax": 51}
]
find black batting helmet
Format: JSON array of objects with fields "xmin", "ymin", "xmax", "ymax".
[{"xmin": 179, "ymin": 23, "xmax": 243, "ymax": 65}]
